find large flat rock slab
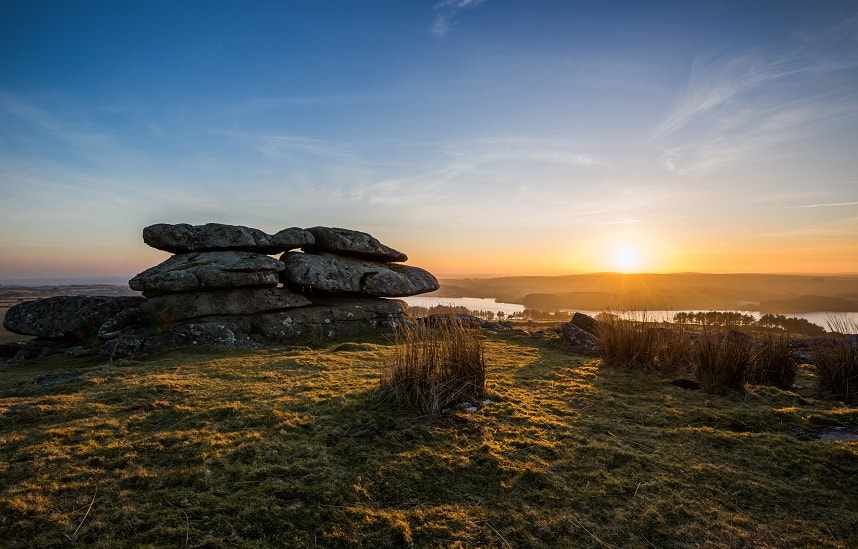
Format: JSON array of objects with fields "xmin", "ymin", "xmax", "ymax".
[
  {"xmin": 254, "ymin": 297, "xmax": 407, "ymax": 340},
  {"xmin": 143, "ymin": 223, "xmax": 314, "ymax": 253},
  {"xmin": 3, "ymin": 296, "xmax": 145, "ymax": 340},
  {"xmin": 304, "ymin": 226, "xmax": 407, "ymax": 262},
  {"xmin": 280, "ymin": 252, "xmax": 439, "ymax": 297},
  {"xmin": 129, "ymin": 251, "xmax": 284, "ymax": 296},
  {"xmin": 139, "ymin": 287, "xmax": 311, "ymax": 322}
]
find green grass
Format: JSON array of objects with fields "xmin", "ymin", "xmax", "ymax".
[{"xmin": 1, "ymin": 331, "xmax": 857, "ymax": 547}]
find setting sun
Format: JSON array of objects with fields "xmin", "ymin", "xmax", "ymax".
[{"xmin": 613, "ymin": 245, "xmax": 641, "ymax": 272}]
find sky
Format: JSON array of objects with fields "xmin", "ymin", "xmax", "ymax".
[{"xmin": 1, "ymin": 0, "xmax": 857, "ymax": 281}]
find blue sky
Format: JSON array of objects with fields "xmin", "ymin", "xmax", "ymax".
[{"xmin": 1, "ymin": 0, "xmax": 857, "ymax": 279}]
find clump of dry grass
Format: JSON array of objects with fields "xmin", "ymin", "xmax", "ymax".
[
  {"xmin": 597, "ymin": 310, "xmax": 691, "ymax": 373},
  {"xmin": 810, "ymin": 316, "xmax": 858, "ymax": 403},
  {"xmin": 692, "ymin": 330, "xmax": 754, "ymax": 395},
  {"xmin": 380, "ymin": 316, "xmax": 486, "ymax": 414},
  {"xmin": 747, "ymin": 333, "xmax": 797, "ymax": 390},
  {"xmin": 597, "ymin": 310, "xmax": 657, "ymax": 370}
]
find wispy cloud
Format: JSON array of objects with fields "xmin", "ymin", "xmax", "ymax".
[
  {"xmin": 653, "ymin": 19, "xmax": 858, "ymax": 176},
  {"xmin": 794, "ymin": 201, "xmax": 858, "ymax": 208},
  {"xmin": 432, "ymin": 0, "xmax": 486, "ymax": 37}
]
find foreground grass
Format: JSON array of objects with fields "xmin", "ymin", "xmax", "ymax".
[{"xmin": 1, "ymin": 332, "xmax": 857, "ymax": 547}]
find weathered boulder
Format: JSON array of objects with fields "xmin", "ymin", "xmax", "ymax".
[
  {"xmin": 570, "ymin": 312, "xmax": 600, "ymax": 336},
  {"xmin": 254, "ymin": 297, "xmax": 407, "ymax": 340},
  {"xmin": 139, "ymin": 287, "xmax": 311, "ymax": 323},
  {"xmin": 129, "ymin": 251, "xmax": 284, "ymax": 296},
  {"xmin": 143, "ymin": 223, "xmax": 314, "ymax": 253},
  {"xmin": 304, "ymin": 226, "xmax": 408, "ymax": 262},
  {"xmin": 3, "ymin": 296, "xmax": 145, "ymax": 341},
  {"xmin": 560, "ymin": 321, "xmax": 600, "ymax": 352},
  {"xmin": 280, "ymin": 252, "xmax": 439, "ymax": 297}
]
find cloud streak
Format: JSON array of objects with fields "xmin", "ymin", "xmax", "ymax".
[
  {"xmin": 794, "ymin": 201, "xmax": 858, "ymax": 209},
  {"xmin": 431, "ymin": 0, "xmax": 486, "ymax": 37},
  {"xmin": 653, "ymin": 19, "xmax": 858, "ymax": 175}
]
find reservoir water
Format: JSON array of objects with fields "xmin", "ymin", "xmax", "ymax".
[{"xmin": 401, "ymin": 296, "xmax": 858, "ymax": 329}]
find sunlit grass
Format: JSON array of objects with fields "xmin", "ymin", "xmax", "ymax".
[{"xmin": 1, "ymin": 332, "xmax": 856, "ymax": 547}]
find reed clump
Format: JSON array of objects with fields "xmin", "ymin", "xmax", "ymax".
[
  {"xmin": 747, "ymin": 333, "xmax": 797, "ymax": 389},
  {"xmin": 598, "ymin": 310, "xmax": 691, "ymax": 373},
  {"xmin": 810, "ymin": 316, "xmax": 858, "ymax": 403},
  {"xmin": 380, "ymin": 317, "xmax": 486, "ymax": 415},
  {"xmin": 692, "ymin": 330, "xmax": 754, "ymax": 395}
]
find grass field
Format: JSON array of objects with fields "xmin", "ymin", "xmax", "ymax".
[{"xmin": 2, "ymin": 330, "xmax": 857, "ymax": 547}]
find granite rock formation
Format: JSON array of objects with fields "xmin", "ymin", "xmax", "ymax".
[{"xmin": 3, "ymin": 223, "xmax": 439, "ymax": 362}]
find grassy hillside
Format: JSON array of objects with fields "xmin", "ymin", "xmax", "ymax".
[
  {"xmin": 429, "ymin": 273, "xmax": 858, "ymax": 312},
  {"xmin": 2, "ymin": 332, "xmax": 857, "ymax": 547}
]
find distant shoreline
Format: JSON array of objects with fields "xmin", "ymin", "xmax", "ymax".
[{"xmin": 0, "ymin": 278, "xmax": 132, "ymax": 287}]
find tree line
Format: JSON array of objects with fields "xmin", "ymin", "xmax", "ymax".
[
  {"xmin": 408, "ymin": 305, "xmax": 826, "ymax": 335},
  {"xmin": 672, "ymin": 311, "xmax": 824, "ymax": 335}
]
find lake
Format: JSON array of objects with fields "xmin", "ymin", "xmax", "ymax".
[{"xmin": 401, "ymin": 296, "xmax": 858, "ymax": 330}]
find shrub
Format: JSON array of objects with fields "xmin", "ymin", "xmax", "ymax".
[
  {"xmin": 380, "ymin": 316, "xmax": 486, "ymax": 415},
  {"xmin": 692, "ymin": 330, "xmax": 753, "ymax": 395},
  {"xmin": 810, "ymin": 317, "xmax": 858, "ymax": 403},
  {"xmin": 747, "ymin": 333, "xmax": 797, "ymax": 389}
]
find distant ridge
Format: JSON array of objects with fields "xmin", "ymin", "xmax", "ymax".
[{"xmin": 427, "ymin": 272, "xmax": 858, "ymax": 312}]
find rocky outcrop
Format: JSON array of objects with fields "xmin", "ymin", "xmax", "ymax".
[
  {"xmin": 280, "ymin": 252, "xmax": 438, "ymax": 297},
  {"xmin": 3, "ymin": 223, "xmax": 439, "ymax": 363}
]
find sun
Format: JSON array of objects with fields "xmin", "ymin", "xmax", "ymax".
[{"xmin": 613, "ymin": 245, "xmax": 640, "ymax": 273}]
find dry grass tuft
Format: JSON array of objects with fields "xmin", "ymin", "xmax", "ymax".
[
  {"xmin": 811, "ymin": 316, "xmax": 858, "ymax": 403},
  {"xmin": 380, "ymin": 317, "xmax": 486, "ymax": 414},
  {"xmin": 692, "ymin": 330, "xmax": 754, "ymax": 395},
  {"xmin": 747, "ymin": 333, "xmax": 797, "ymax": 389},
  {"xmin": 597, "ymin": 310, "xmax": 691, "ymax": 373}
]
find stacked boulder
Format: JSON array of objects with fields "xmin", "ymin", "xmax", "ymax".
[{"xmin": 4, "ymin": 223, "xmax": 439, "ymax": 361}]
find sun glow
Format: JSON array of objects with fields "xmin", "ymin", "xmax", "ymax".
[{"xmin": 613, "ymin": 245, "xmax": 641, "ymax": 273}]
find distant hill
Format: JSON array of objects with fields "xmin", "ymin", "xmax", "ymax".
[{"xmin": 426, "ymin": 273, "xmax": 858, "ymax": 312}]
